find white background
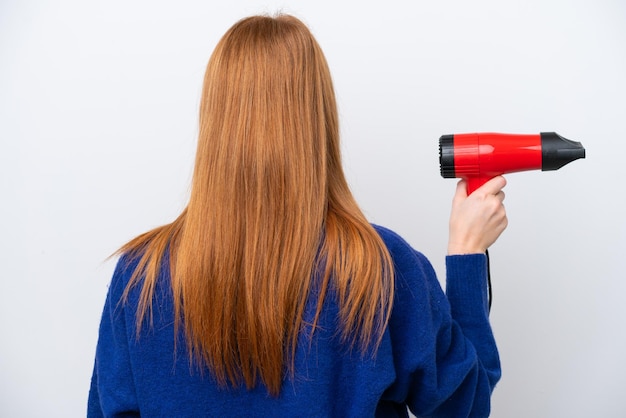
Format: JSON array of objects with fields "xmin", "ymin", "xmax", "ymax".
[{"xmin": 1, "ymin": 0, "xmax": 624, "ymax": 416}]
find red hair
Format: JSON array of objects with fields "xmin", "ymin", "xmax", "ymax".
[{"xmin": 119, "ymin": 14, "xmax": 394, "ymax": 396}]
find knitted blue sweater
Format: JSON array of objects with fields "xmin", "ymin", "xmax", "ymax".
[{"xmin": 88, "ymin": 225, "xmax": 500, "ymax": 417}]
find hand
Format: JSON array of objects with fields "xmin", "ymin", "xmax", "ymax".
[{"xmin": 447, "ymin": 176, "xmax": 508, "ymax": 255}]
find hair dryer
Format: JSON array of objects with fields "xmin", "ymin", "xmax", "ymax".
[{"xmin": 439, "ymin": 132, "xmax": 585, "ymax": 194}]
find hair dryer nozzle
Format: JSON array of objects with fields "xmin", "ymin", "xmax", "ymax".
[
  {"xmin": 540, "ymin": 132, "xmax": 586, "ymax": 171},
  {"xmin": 439, "ymin": 134, "xmax": 456, "ymax": 178}
]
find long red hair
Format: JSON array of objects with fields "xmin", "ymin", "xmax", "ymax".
[{"xmin": 119, "ymin": 14, "xmax": 394, "ymax": 396}]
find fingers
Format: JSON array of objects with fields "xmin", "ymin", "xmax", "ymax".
[
  {"xmin": 447, "ymin": 175, "xmax": 509, "ymax": 255},
  {"xmin": 453, "ymin": 179, "xmax": 468, "ymax": 202},
  {"xmin": 477, "ymin": 176, "xmax": 507, "ymax": 196}
]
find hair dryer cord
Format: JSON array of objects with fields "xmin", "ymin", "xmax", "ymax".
[{"xmin": 486, "ymin": 249, "xmax": 492, "ymax": 312}]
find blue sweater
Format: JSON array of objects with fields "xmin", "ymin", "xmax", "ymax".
[{"xmin": 88, "ymin": 225, "xmax": 500, "ymax": 417}]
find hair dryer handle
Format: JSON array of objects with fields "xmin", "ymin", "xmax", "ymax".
[{"xmin": 466, "ymin": 177, "xmax": 492, "ymax": 195}]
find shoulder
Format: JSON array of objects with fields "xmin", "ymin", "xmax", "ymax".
[
  {"xmin": 371, "ymin": 224, "xmax": 442, "ymax": 312},
  {"xmin": 372, "ymin": 225, "xmax": 449, "ymax": 362},
  {"xmin": 104, "ymin": 252, "xmax": 147, "ymax": 307},
  {"xmin": 111, "ymin": 252, "xmax": 140, "ymax": 285},
  {"xmin": 372, "ymin": 224, "xmax": 433, "ymax": 274}
]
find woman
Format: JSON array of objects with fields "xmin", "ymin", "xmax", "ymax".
[{"xmin": 88, "ymin": 14, "xmax": 507, "ymax": 418}]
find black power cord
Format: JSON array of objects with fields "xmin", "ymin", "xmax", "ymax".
[{"xmin": 486, "ymin": 249, "xmax": 492, "ymax": 312}]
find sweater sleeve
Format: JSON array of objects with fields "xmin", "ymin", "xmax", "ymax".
[
  {"xmin": 87, "ymin": 257, "xmax": 141, "ymax": 418},
  {"xmin": 417, "ymin": 254, "xmax": 500, "ymax": 417},
  {"xmin": 377, "ymin": 227, "xmax": 500, "ymax": 418}
]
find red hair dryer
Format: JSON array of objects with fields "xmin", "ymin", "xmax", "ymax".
[
  {"xmin": 439, "ymin": 132, "xmax": 585, "ymax": 310},
  {"xmin": 439, "ymin": 132, "xmax": 585, "ymax": 194}
]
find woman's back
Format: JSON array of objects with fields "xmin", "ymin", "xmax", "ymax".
[{"xmin": 89, "ymin": 225, "xmax": 500, "ymax": 417}]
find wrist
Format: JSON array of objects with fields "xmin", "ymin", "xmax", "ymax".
[{"xmin": 447, "ymin": 241, "xmax": 486, "ymax": 255}]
